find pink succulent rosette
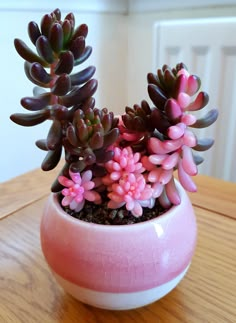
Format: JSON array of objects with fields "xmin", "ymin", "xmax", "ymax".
[{"xmin": 58, "ymin": 170, "xmax": 101, "ymax": 212}]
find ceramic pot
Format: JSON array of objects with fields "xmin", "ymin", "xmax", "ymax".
[{"xmin": 40, "ymin": 181, "xmax": 197, "ymax": 310}]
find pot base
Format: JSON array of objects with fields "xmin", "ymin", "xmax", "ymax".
[{"xmin": 53, "ymin": 263, "xmax": 190, "ymax": 310}]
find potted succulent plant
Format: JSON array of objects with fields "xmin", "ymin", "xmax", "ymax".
[{"xmin": 10, "ymin": 8, "xmax": 218, "ymax": 310}]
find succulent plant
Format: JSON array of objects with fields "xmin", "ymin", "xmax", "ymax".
[
  {"xmin": 10, "ymin": 8, "xmax": 218, "ymax": 220},
  {"xmin": 10, "ymin": 8, "xmax": 119, "ymax": 192}
]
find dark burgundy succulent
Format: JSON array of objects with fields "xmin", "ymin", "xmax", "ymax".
[{"xmin": 10, "ymin": 8, "xmax": 119, "ymax": 192}]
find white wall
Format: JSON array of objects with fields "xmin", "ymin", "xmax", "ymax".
[{"xmin": 126, "ymin": 5, "xmax": 236, "ymax": 106}]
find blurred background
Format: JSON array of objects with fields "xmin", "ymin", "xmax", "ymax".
[{"xmin": 1, "ymin": 0, "xmax": 236, "ymax": 183}]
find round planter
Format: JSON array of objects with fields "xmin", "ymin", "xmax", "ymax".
[{"xmin": 40, "ymin": 181, "xmax": 197, "ymax": 310}]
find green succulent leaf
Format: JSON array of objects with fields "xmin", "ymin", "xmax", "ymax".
[{"xmin": 62, "ymin": 19, "xmax": 73, "ymax": 47}]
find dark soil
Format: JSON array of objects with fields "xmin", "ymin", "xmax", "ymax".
[{"xmin": 59, "ymin": 194, "xmax": 170, "ymax": 225}]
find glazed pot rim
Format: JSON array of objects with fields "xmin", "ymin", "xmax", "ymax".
[{"xmin": 47, "ymin": 179, "xmax": 190, "ymax": 231}]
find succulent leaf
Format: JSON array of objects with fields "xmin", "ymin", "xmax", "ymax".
[
  {"xmin": 72, "ymin": 24, "xmax": 88, "ymax": 40},
  {"xmin": 40, "ymin": 14, "xmax": 54, "ymax": 38},
  {"xmin": 89, "ymin": 132, "xmax": 104, "ymax": 150},
  {"xmin": 191, "ymin": 109, "xmax": 218, "ymax": 128},
  {"xmin": 70, "ymin": 36, "xmax": 85, "ymax": 59},
  {"xmin": 21, "ymin": 92, "xmax": 51, "ymax": 111},
  {"xmin": 35, "ymin": 139, "xmax": 48, "ymax": 151},
  {"xmin": 66, "ymin": 124, "xmax": 80, "ymax": 146},
  {"xmin": 147, "ymin": 73, "xmax": 161, "ymax": 87},
  {"xmin": 103, "ymin": 128, "xmax": 119, "ymax": 148},
  {"xmin": 30, "ymin": 62, "xmax": 52, "ymax": 85},
  {"xmin": 51, "ymin": 74, "xmax": 71, "ymax": 96},
  {"xmin": 59, "ymin": 79, "xmax": 98, "ymax": 107},
  {"xmin": 36, "ymin": 35, "xmax": 54, "ymax": 64},
  {"xmin": 14, "ymin": 38, "xmax": 48, "ymax": 67},
  {"xmin": 163, "ymin": 68, "xmax": 176, "ymax": 91},
  {"xmin": 41, "ymin": 146, "xmax": 62, "ymax": 171},
  {"xmin": 10, "ymin": 110, "xmax": 50, "ymax": 126},
  {"xmin": 24, "ymin": 61, "xmax": 48, "ymax": 87},
  {"xmin": 173, "ymin": 74, "xmax": 188, "ymax": 98},
  {"xmin": 187, "ymin": 75, "xmax": 201, "ymax": 96},
  {"xmin": 62, "ymin": 19, "xmax": 72, "ymax": 46},
  {"xmin": 193, "ymin": 154, "xmax": 204, "ymax": 165},
  {"xmin": 74, "ymin": 46, "xmax": 92, "ymax": 65},
  {"xmin": 148, "ymin": 84, "xmax": 167, "ymax": 110},
  {"xmin": 46, "ymin": 120, "xmax": 62, "ymax": 150},
  {"xmin": 187, "ymin": 92, "xmax": 209, "ymax": 111},
  {"xmin": 28, "ymin": 21, "xmax": 41, "ymax": 45},
  {"xmin": 70, "ymin": 66, "xmax": 96, "ymax": 86},
  {"xmin": 65, "ymin": 13, "xmax": 75, "ymax": 30},
  {"xmin": 94, "ymin": 149, "xmax": 114, "ymax": 163},
  {"xmin": 53, "ymin": 8, "xmax": 61, "ymax": 21},
  {"xmin": 49, "ymin": 22, "xmax": 63, "ymax": 53},
  {"xmin": 193, "ymin": 138, "xmax": 215, "ymax": 151},
  {"xmin": 54, "ymin": 51, "xmax": 74, "ymax": 75},
  {"xmin": 164, "ymin": 99, "xmax": 182, "ymax": 123}
]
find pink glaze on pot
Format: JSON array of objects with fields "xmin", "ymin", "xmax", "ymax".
[{"xmin": 40, "ymin": 182, "xmax": 197, "ymax": 293}]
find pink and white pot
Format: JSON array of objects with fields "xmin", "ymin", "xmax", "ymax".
[{"xmin": 40, "ymin": 181, "xmax": 197, "ymax": 310}]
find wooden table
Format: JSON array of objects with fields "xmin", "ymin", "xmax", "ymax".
[{"xmin": 1, "ymin": 167, "xmax": 236, "ymax": 323}]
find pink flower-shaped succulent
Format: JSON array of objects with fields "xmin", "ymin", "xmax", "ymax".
[
  {"xmin": 103, "ymin": 146, "xmax": 144, "ymax": 186},
  {"xmin": 147, "ymin": 131, "xmax": 197, "ymax": 193},
  {"xmin": 58, "ymin": 170, "xmax": 101, "ymax": 212},
  {"xmin": 103, "ymin": 146, "xmax": 158, "ymax": 217},
  {"xmin": 108, "ymin": 172, "xmax": 154, "ymax": 217}
]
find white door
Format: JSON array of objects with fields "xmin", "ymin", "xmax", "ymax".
[{"xmin": 154, "ymin": 18, "xmax": 236, "ymax": 182}]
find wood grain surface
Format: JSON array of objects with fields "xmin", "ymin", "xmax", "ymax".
[
  {"xmin": 0, "ymin": 161, "xmax": 64, "ymax": 219},
  {"xmin": 191, "ymin": 175, "xmax": 236, "ymax": 219},
  {"xmin": 0, "ymin": 172, "xmax": 236, "ymax": 322}
]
